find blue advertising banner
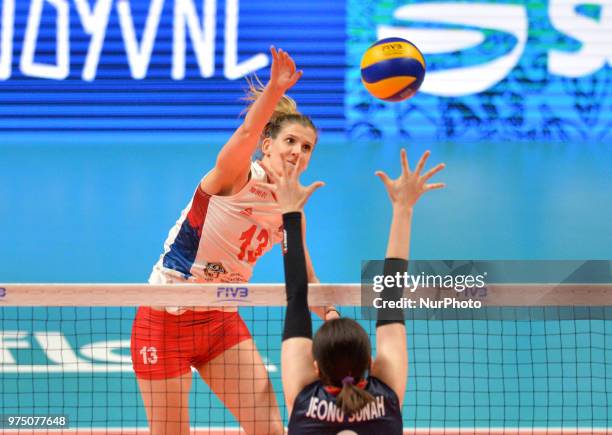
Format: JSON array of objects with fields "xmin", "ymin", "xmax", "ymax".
[
  {"xmin": 0, "ymin": 0, "xmax": 610, "ymax": 140},
  {"xmin": 347, "ymin": 0, "xmax": 612, "ymax": 142},
  {"xmin": 0, "ymin": 0, "xmax": 345, "ymax": 133}
]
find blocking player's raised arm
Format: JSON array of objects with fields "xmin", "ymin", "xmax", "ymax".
[{"xmin": 372, "ymin": 148, "xmax": 446, "ymax": 406}]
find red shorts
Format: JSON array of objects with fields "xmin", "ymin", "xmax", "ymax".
[{"xmin": 130, "ymin": 307, "xmax": 252, "ymax": 380}]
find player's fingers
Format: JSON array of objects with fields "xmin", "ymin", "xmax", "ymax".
[
  {"xmin": 259, "ymin": 159, "xmax": 281, "ymax": 183},
  {"xmin": 270, "ymin": 46, "xmax": 278, "ymax": 63},
  {"xmin": 400, "ymin": 148, "xmax": 410, "ymax": 174},
  {"xmin": 273, "ymin": 48, "xmax": 283, "ymax": 69},
  {"xmin": 286, "ymin": 52, "xmax": 297, "ymax": 74},
  {"xmin": 325, "ymin": 309, "xmax": 340, "ymax": 321},
  {"xmin": 303, "ymin": 181, "xmax": 325, "ymax": 202},
  {"xmin": 414, "ymin": 150, "xmax": 430, "ymax": 176},
  {"xmin": 424, "ymin": 182, "xmax": 446, "ymax": 191},
  {"xmin": 289, "ymin": 70, "xmax": 303, "ymax": 87},
  {"xmin": 253, "ymin": 181, "xmax": 278, "ymax": 193},
  {"xmin": 422, "ymin": 163, "xmax": 446, "ymax": 182},
  {"xmin": 279, "ymin": 49, "xmax": 287, "ymax": 68},
  {"xmin": 290, "ymin": 154, "xmax": 302, "ymax": 177},
  {"xmin": 375, "ymin": 170, "xmax": 393, "ymax": 189},
  {"xmin": 280, "ymin": 157, "xmax": 290, "ymax": 178}
]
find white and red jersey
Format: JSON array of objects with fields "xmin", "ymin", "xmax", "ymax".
[{"xmin": 150, "ymin": 161, "xmax": 283, "ymax": 284}]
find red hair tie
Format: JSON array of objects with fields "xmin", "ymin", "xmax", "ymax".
[{"xmin": 324, "ymin": 379, "xmax": 368, "ymax": 396}]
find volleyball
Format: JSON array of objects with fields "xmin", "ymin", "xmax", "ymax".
[{"xmin": 360, "ymin": 37, "xmax": 426, "ymax": 102}]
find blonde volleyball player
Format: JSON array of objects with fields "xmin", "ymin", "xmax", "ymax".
[
  {"xmin": 130, "ymin": 47, "xmax": 335, "ymax": 435},
  {"xmin": 265, "ymin": 148, "xmax": 445, "ymax": 433}
]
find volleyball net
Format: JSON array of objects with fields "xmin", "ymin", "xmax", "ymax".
[{"xmin": 1, "ymin": 266, "xmax": 611, "ymax": 434}]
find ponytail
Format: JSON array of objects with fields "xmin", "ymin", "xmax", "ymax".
[
  {"xmin": 313, "ymin": 318, "xmax": 375, "ymax": 415},
  {"xmin": 242, "ymin": 75, "xmax": 317, "ymax": 141},
  {"xmin": 335, "ymin": 377, "xmax": 375, "ymax": 415},
  {"xmin": 243, "ymin": 75, "xmax": 299, "ymax": 123}
]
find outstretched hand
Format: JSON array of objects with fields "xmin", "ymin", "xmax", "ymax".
[
  {"xmin": 259, "ymin": 156, "xmax": 324, "ymax": 213},
  {"xmin": 376, "ymin": 149, "xmax": 445, "ymax": 210},
  {"xmin": 268, "ymin": 46, "xmax": 303, "ymax": 93}
]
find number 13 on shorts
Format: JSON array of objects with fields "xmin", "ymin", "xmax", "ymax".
[
  {"xmin": 139, "ymin": 346, "xmax": 158, "ymax": 365},
  {"xmin": 238, "ymin": 224, "xmax": 269, "ymax": 263}
]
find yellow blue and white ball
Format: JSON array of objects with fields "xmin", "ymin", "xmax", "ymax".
[{"xmin": 360, "ymin": 37, "xmax": 426, "ymax": 102}]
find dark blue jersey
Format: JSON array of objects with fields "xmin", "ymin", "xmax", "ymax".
[{"xmin": 287, "ymin": 376, "xmax": 403, "ymax": 434}]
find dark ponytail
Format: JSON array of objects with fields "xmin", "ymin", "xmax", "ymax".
[
  {"xmin": 336, "ymin": 377, "xmax": 375, "ymax": 415},
  {"xmin": 312, "ymin": 318, "xmax": 375, "ymax": 415}
]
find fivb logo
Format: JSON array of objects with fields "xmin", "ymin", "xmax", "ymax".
[
  {"xmin": 216, "ymin": 286, "xmax": 249, "ymax": 302},
  {"xmin": 378, "ymin": 1, "xmax": 612, "ymax": 97}
]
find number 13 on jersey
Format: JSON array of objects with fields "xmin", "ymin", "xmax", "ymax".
[{"xmin": 237, "ymin": 225, "xmax": 269, "ymax": 264}]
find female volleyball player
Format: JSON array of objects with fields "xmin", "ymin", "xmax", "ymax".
[
  {"xmin": 131, "ymin": 47, "xmax": 334, "ymax": 435},
  {"xmin": 266, "ymin": 148, "xmax": 445, "ymax": 433}
]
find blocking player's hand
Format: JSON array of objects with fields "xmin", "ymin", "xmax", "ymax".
[
  {"xmin": 375, "ymin": 148, "xmax": 445, "ymax": 210},
  {"xmin": 259, "ymin": 155, "xmax": 324, "ymax": 214}
]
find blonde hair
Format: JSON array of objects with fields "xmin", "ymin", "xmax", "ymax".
[{"xmin": 243, "ymin": 76, "xmax": 317, "ymax": 141}]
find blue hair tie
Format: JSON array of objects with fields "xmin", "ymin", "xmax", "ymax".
[{"xmin": 341, "ymin": 376, "xmax": 354, "ymax": 386}]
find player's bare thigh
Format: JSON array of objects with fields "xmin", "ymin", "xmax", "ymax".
[
  {"xmin": 195, "ymin": 339, "xmax": 284, "ymax": 435},
  {"xmin": 137, "ymin": 372, "xmax": 192, "ymax": 435}
]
